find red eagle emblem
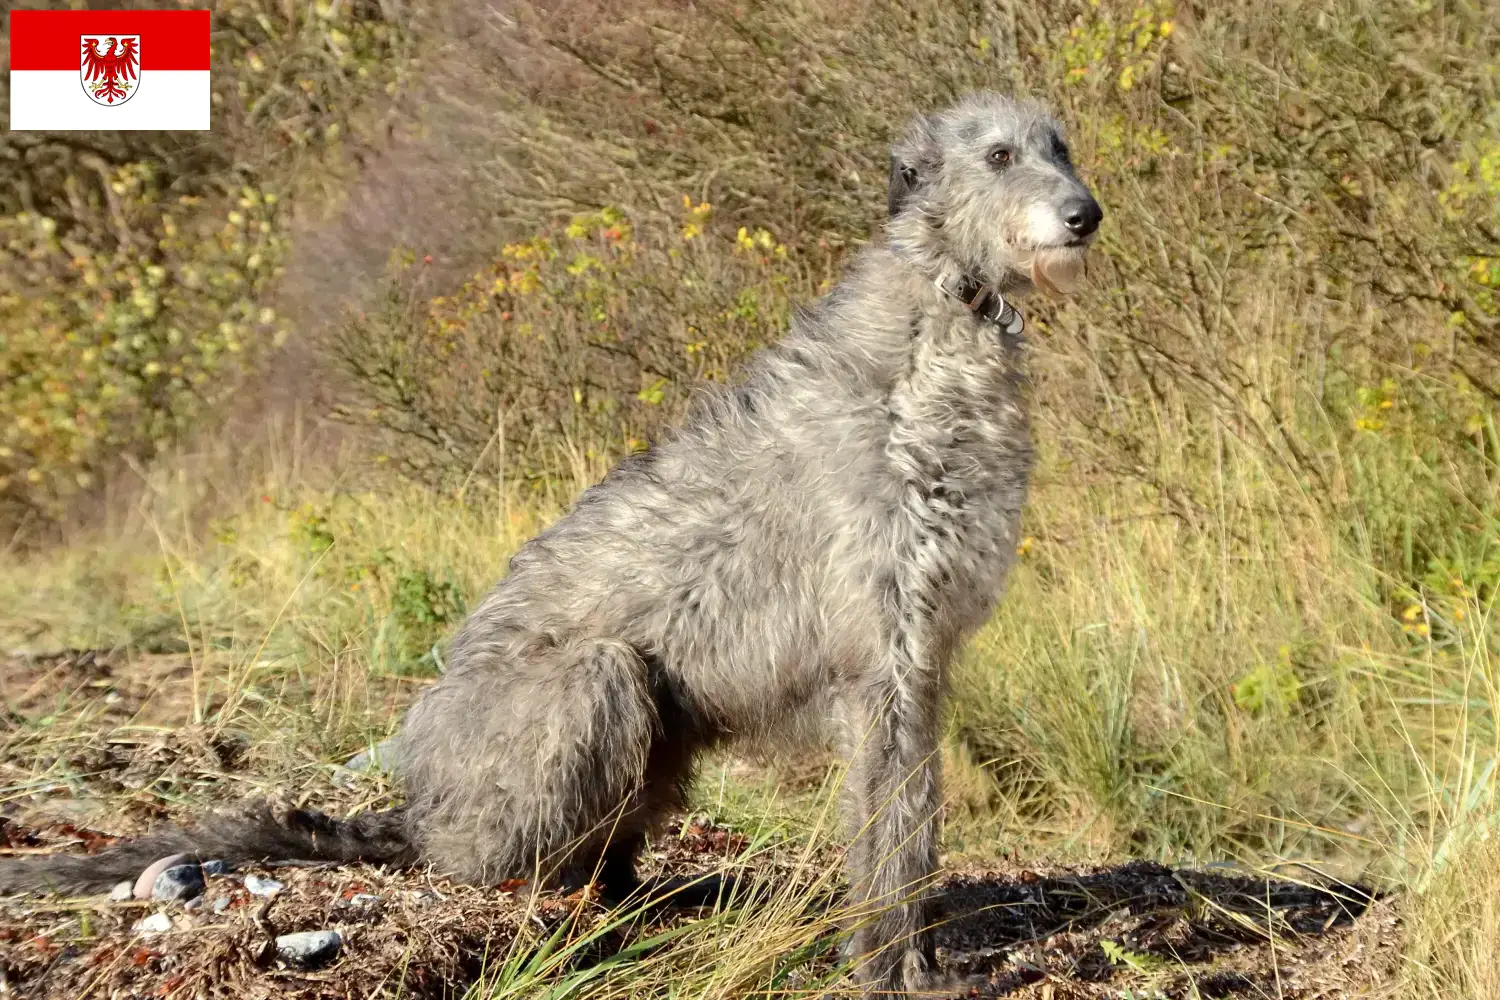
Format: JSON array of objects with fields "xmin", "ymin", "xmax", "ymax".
[{"xmin": 81, "ymin": 35, "xmax": 140, "ymax": 106}]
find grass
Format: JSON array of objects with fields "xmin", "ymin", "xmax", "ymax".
[{"xmin": 2, "ymin": 391, "xmax": 1495, "ymax": 996}]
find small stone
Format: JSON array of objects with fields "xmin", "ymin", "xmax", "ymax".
[
  {"xmin": 134, "ymin": 912, "xmax": 173, "ymax": 935},
  {"xmin": 134, "ymin": 853, "xmax": 192, "ymax": 900},
  {"xmin": 212, "ymin": 896, "xmax": 232, "ymax": 914},
  {"xmin": 336, "ymin": 738, "xmax": 401, "ymax": 787},
  {"xmin": 244, "ymin": 874, "xmax": 284, "ymax": 896},
  {"xmin": 274, "ymin": 929, "xmax": 342, "ymax": 968},
  {"xmin": 201, "ymin": 859, "xmax": 230, "ymax": 876},
  {"xmin": 108, "ymin": 880, "xmax": 134, "ymax": 902},
  {"xmin": 152, "ymin": 864, "xmax": 205, "ymax": 902},
  {"xmin": 339, "ymin": 892, "xmax": 381, "ymax": 909}
]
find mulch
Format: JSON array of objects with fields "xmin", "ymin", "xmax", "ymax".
[
  {"xmin": 2, "ymin": 823, "xmax": 1404, "ymax": 999},
  {"xmin": 0, "ymin": 649, "xmax": 1405, "ymax": 998}
]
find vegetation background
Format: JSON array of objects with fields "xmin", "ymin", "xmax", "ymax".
[{"xmin": 2, "ymin": 0, "xmax": 1498, "ymax": 995}]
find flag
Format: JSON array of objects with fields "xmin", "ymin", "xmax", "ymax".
[{"xmin": 9, "ymin": 9, "xmax": 210, "ymax": 131}]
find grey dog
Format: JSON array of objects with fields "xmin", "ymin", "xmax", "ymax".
[{"xmin": 0, "ymin": 92, "xmax": 1101, "ymax": 993}]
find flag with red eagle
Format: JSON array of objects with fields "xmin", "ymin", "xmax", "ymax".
[
  {"xmin": 10, "ymin": 10, "xmax": 209, "ymax": 130},
  {"xmin": 81, "ymin": 35, "xmax": 140, "ymax": 105}
]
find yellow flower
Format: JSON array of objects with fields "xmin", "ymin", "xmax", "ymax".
[{"xmin": 1016, "ymin": 536, "xmax": 1035, "ymax": 557}]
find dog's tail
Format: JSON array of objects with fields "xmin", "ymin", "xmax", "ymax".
[{"xmin": 0, "ymin": 802, "xmax": 417, "ymax": 895}]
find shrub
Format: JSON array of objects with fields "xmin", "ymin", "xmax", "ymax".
[
  {"xmin": 0, "ymin": 0, "xmax": 414, "ymax": 529},
  {"xmin": 0, "ymin": 178, "xmax": 287, "ymax": 520},
  {"xmin": 326, "ymin": 0, "xmax": 1497, "ymax": 593},
  {"xmin": 384, "ymin": 567, "xmax": 466, "ymax": 673},
  {"xmin": 325, "ymin": 201, "xmax": 816, "ymax": 487}
]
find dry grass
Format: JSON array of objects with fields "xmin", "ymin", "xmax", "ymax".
[{"xmin": 0, "ymin": 402, "xmax": 1491, "ymax": 995}]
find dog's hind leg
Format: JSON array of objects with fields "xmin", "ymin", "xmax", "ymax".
[
  {"xmin": 403, "ymin": 637, "xmax": 663, "ymax": 888},
  {"xmin": 588, "ymin": 698, "xmax": 720, "ymax": 909}
]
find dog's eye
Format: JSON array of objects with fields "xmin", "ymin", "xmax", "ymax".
[{"xmin": 987, "ymin": 147, "xmax": 1012, "ymax": 167}]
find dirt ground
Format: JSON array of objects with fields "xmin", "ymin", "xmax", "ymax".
[{"xmin": 1, "ymin": 650, "xmax": 1405, "ymax": 999}]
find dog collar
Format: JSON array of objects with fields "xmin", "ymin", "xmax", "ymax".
[{"xmin": 934, "ymin": 271, "xmax": 1024, "ymax": 336}]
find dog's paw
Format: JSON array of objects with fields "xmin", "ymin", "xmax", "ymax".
[{"xmin": 919, "ymin": 970, "xmax": 994, "ymax": 998}]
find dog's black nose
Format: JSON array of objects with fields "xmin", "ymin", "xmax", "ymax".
[{"xmin": 1062, "ymin": 197, "xmax": 1103, "ymax": 238}]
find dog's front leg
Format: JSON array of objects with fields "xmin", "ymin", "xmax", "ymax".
[{"xmin": 841, "ymin": 656, "xmax": 944, "ymax": 995}]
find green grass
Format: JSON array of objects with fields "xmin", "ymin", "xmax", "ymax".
[{"xmin": 2, "ymin": 398, "xmax": 1495, "ymax": 994}]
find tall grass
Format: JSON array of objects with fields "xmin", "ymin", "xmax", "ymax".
[{"xmin": 3, "ymin": 402, "xmax": 1495, "ymax": 992}]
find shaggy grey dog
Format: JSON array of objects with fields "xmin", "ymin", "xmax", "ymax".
[{"xmin": 0, "ymin": 92, "xmax": 1101, "ymax": 994}]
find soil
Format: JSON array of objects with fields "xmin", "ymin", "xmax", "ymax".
[{"xmin": 0, "ymin": 650, "xmax": 1405, "ymax": 998}]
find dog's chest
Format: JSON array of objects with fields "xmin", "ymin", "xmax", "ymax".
[{"xmin": 883, "ymin": 311, "xmax": 1035, "ymax": 625}]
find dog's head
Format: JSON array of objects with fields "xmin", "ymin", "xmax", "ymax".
[{"xmin": 887, "ymin": 93, "xmax": 1102, "ymax": 296}]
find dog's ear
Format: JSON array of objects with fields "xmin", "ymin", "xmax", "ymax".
[
  {"xmin": 887, "ymin": 155, "xmax": 921, "ymax": 217},
  {"xmin": 888, "ymin": 113, "xmax": 939, "ymax": 218}
]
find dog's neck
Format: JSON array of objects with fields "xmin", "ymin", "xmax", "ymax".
[
  {"xmin": 885, "ymin": 217, "xmax": 1029, "ymax": 336},
  {"xmin": 930, "ymin": 261, "xmax": 1025, "ymax": 336}
]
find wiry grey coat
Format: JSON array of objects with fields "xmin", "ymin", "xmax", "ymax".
[{"xmin": 0, "ymin": 92, "xmax": 1101, "ymax": 994}]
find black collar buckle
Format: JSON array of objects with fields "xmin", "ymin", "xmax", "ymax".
[{"xmin": 935, "ymin": 271, "xmax": 1024, "ymax": 336}]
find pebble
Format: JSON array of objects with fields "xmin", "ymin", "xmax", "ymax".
[
  {"xmin": 201, "ymin": 859, "xmax": 230, "ymax": 876},
  {"xmin": 336, "ymin": 738, "xmax": 401, "ymax": 787},
  {"xmin": 108, "ymin": 880, "xmax": 134, "ymax": 902},
  {"xmin": 133, "ymin": 853, "xmax": 192, "ymax": 900},
  {"xmin": 274, "ymin": 929, "xmax": 342, "ymax": 968},
  {"xmin": 134, "ymin": 912, "xmax": 173, "ymax": 935},
  {"xmin": 339, "ymin": 892, "xmax": 382, "ymax": 909},
  {"xmin": 212, "ymin": 896, "xmax": 232, "ymax": 914},
  {"xmin": 244, "ymin": 874, "xmax": 285, "ymax": 896},
  {"xmin": 152, "ymin": 864, "xmax": 206, "ymax": 902}
]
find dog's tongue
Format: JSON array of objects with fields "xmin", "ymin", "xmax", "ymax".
[{"xmin": 1031, "ymin": 251, "xmax": 1086, "ymax": 296}]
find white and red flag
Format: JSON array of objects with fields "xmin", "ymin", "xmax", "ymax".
[{"xmin": 9, "ymin": 9, "xmax": 210, "ymax": 130}]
